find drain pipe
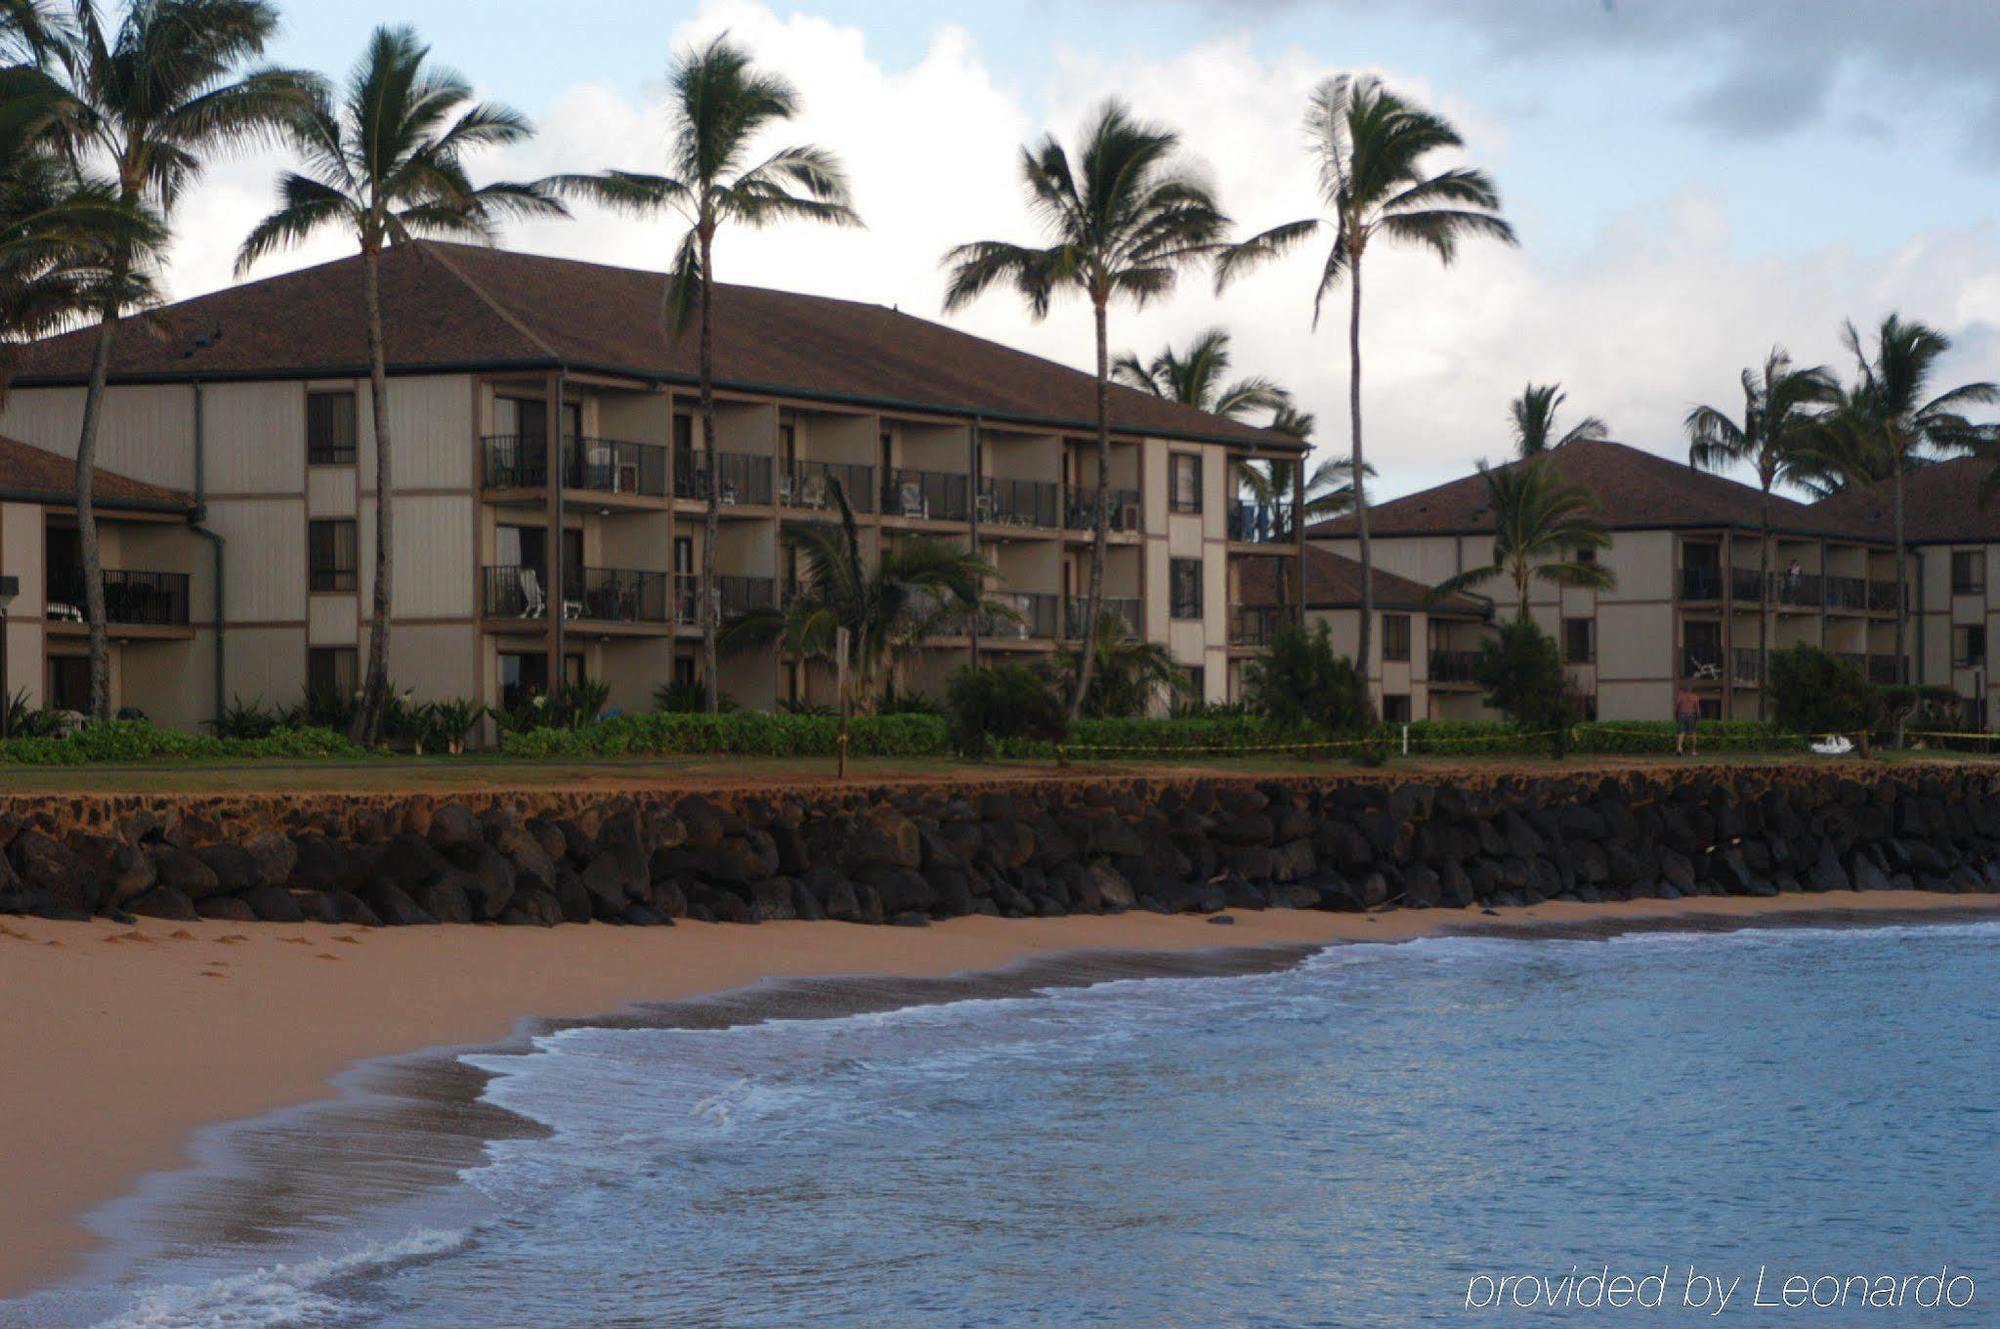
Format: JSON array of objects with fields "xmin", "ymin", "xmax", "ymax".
[{"xmin": 190, "ymin": 384, "xmax": 226, "ymax": 726}]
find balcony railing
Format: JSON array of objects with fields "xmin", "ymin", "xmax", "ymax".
[
  {"xmin": 671, "ymin": 572, "xmax": 776, "ymax": 625},
  {"xmin": 482, "ymin": 566, "xmax": 670, "ymax": 623},
  {"xmin": 1731, "ymin": 646, "xmax": 1763, "ymax": 685},
  {"xmin": 1679, "ymin": 567, "xmax": 1723, "ymax": 601},
  {"xmin": 482, "ymin": 435, "xmax": 669, "ymax": 498},
  {"xmin": 1430, "ymin": 649, "xmax": 1482, "ymax": 684},
  {"xmin": 1229, "ymin": 605, "xmax": 1284, "ymax": 648},
  {"xmin": 45, "ymin": 568, "xmax": 191, "ymax": 627},
  {"xmin": 977, "ymin": 591, "xmax": 1059, "ymax": 641},
  {"xmin": 979, "ymin": 477, "xmax": 1060, "ymax": 529},
  {"xmin": 1868, "ymin": 579, "xmax": 1899, "ymax": 613},
  {"xmin": 1824, "ymin": 574, "xmax": 1870, "ymax": 611},
  {"xmin": 1729, "ymin": 566, "xmax": 1765, "ymax": 602},
  {"xmin": 882, "ymin": 467, "xmax": 971, "ymax": 522},
  {"xmin": 1065, "ymin": 595, "xmax": 1142, "ymax": 639},
  {"xmin": 1774, "ymin": 570, "xmax": 1821, "ymax": 607},
  {"xmin": 675, "ymin": 449, "xmax": 774, "ymax": 506},
  {"xmin": 1681, "ymin": 650, "xmax": 1724, "ymax": 680},
  {"xmin": 1066, "ymin": 487, "xmax": 1143, "ymax": 533},
  {"xmin": 780, "ymin": 459, "xmax": 873, "ymax": 513},
  {"xmin": 1225, "ymin": 500, "xmax": 1293, "ymax": 544}
]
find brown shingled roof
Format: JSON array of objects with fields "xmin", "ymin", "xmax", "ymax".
[
  {"xmin": 10, "ymin": 242, "xmax": 1299, "ymax": 452},
  {"xmin": 1307, "ymin": 438, "xmax": 1872, "ymax": 540},
  {"xmin": 1810, "ymin": 456, "xmax": 2000, "ymax": 544},
  {"xmin": 1239, "ymin": 545, "xmax": 1489, "ymax": 615},
  {"xmin": 0, "ymin": 434, "xmax": 190, "ymax": 511}
]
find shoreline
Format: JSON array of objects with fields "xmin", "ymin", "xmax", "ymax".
[{"xmin": 3, "ymin": 892, "xmax": 1996, "ymax": 1302}]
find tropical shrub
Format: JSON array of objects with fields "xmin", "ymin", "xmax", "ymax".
[
  {"xmin": 946, "ymin": 665, "xmax": 1067, "ymax": 758},
  {"xmin": 1240, "ymin": 621, "xmax": 1369, "ymax": 733},
  {"xmin": 0, "ymin": 721, "xmax": 368, "ymax": 765},
  {"xmin": 5, "ymin": 689, "xmax": 66, "ymax": 739},
  {"xmin": 412, "ymin": 698, "xmax": 485, "ymax": 755},
  {"xmin": 1472, "ymin": 619, "xmax": 1575, "ymax": 752},
  {"xmin": 654, "ymin": 678, "xmax": 735, "ymax": 714},
  {"xmin": 1769, "ymin": 645, "xmax": 1880, "ymax": 737},
  {"xmin": 499, "ymin": 712, "xmax": 950, "ymax": 759},
  {"xmin": 212, "ymin": 694, "xmax": 282, "ymax": 740}
]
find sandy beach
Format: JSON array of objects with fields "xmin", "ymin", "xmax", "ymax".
[{"xmin": 2, "ymin": 890, "xmax": 1995, "ymax": 1301}]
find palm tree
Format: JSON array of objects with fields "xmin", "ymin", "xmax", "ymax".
[
  {"xmin": 1111, "ymin": 326, "xmax": 1289, "ymax": 420},
  {"xmin": 1510, "ymin": 382, "xmax": 1607, "ymax": 457},
  {"xmin": 236, "ymin": 25, "xmax": 562, "ymax": 743},
  {"xmin": 1835, "ymin": 315, "xmax": 1997, "ymax": 676},
  {"xmin": 1267, "ymin": 402, "xmax": 1315, "ymax": 440},
  {"xmin": 1427, "ymin": 458, "xmax": 1615, "ymax": 619},
  {"xmin": 1685, "ymin": 348, "xmax": 1837, "ymax": 715},
  {"xmin": 561, "ymin": 35, "xmax": 857, "ymax": 715},
  {"xmin": 1044, "ymin": 609, "xmax": 1185, "ymax": 718},
  {"xmin": 1218, "ymin": 74, "xmax": 1515, "ymax": 710},
  {"xmin": 1239, "ymin": 452, "xmax": 1374, "ymax": 520},
  {"xmin": 721, "ymin": 482, "xmax": 994, "ymax": 714},
  {"xmin": 48, "ymin": 0, "xmax": 313, "ymax": 720},
  {"xmin": 944, "ymin": 99, "xmax": 1228, "ymax": 720}
]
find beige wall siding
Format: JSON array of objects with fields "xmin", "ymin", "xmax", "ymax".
[
  {"xmin": 308, "ymin": 595, "xmax": 357, "ymax": 646},
  {"xmin": 0, "ymin": 384, "xmax": 196, "ymax": 490},
  {"xmin": 308, "ymin": 466, "xmax": 357, "ymax": 517},
  {"xmin": 221, "ymin": 625, "xmax": 307, "ymax": 705},
  {"xmin": 201, "ymin": 382, "xmax": 305, "ymax": 496},
  {"xmin": 204, "ymin": 498, "xmax": 307, "ymax": 622}
]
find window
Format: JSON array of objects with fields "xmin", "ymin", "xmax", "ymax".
[
  {"xmin": 1953, "ymin": 624, "xmax": 1985, "ymax": 667},
  {"xmin": 1563, "ymin": 616, "xmax": 1596, "ymax": 663},
  {"xmin": 306, "ymin": 391, "xmax": 357, "ymax": 465},
  {"xmin": 499, "ymin": 651, "xmax": 582, "ymax": 711},
  {"xmin": 308, "ymin": 646, "xmax": 357, "ymax": 696},
  {"xmin": 47, "ymin": 656, "xmax": 88, "ymax": 712},
  {"xmin": 1182, "ymin": 664, "xmax": 1205, "ymax": 703},
  {"xmin": 308, "ymin": 519, "xmax": 357, "ymax": 592},
  {"xmin": 1952, "ymin": 550, "xmax": 1984, "ymax": 595},
  {"xmin": 1381, "ymin": 693, "xmax": 1412, "ymax": 724},
  {"xmin": 1169, "ymin": 558, "xmax": 1203, "ymax": 620},
  {"xmin": 1576, "ymin": 546, "xmax": 1596, "ymax": 565},
  {"xmin": 1169, "ymin": 453, "xmax": 1202, "ymax": 514},
  {"xmin": 1382, "ymin": 613, "xmax": 1411, "ymax": 661}
]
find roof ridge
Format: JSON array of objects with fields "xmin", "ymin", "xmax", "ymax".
[{"xmin": 410, "ymin": 241, "xmax": 561, "ymax": 362}]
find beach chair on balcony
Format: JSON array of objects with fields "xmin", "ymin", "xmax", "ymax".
[{"xmin": 516, "ymin": 569, "xmax": 547, "ymax": 619}]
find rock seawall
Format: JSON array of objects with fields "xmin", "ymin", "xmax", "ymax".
[{"xmin": 2, "ymin": 766, "xmax": 1997, "ymax": 928}]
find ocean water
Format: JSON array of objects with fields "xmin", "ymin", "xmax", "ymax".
[{"xmin": 13, "ymin": 917, "xmax": 1998, "ymax": 1328}]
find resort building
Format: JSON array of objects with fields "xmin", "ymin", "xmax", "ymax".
[
  {"xmin": 0, "ymin": 243, "xmax": 1304, "ymax": 728},
  {"xmin": 1307, "ymin": 440, "xmax": 1910, "ymax": 722},
  {"xmin": 1239, "ymin": 545, "xmax": 1493, "ymax": 721},
  {"xmin": 1816, "ymin": 456, "xmax": 2000, "ymax": 728}
]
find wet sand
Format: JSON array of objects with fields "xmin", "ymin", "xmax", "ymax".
[{"xmin": 2, "ymin": 890, "xmax": 1995, "ymax": 1300}]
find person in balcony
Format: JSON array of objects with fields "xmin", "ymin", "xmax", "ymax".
[{"xmin": 1783, "ymin": 558, "xmax": 1803, "ymax": 601}]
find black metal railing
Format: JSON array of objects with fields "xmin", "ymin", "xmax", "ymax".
[
  {"xmin": 1729, "ymin": 566, "xmax": 1765, "ymax": 602},
  {"xmin": 1679, "ymin": 567, "xmax": 1723, "ymax": 601},
  {"xmin": 1731, "ymin": 646, "xmax": 1763, "ymax": 685},
  {"xmin": 1065, "ymin": 595, "xmax": 1142, "ymax": 639},
  {"xmin": 1067, "ymin": 486, "xmax": 1143, "ymax": 533},
  {"xmin": 977, "ymin": 591, "xmax": 1059, "ymax": 640},
  {"xmin": 482, "ymin": 566, "xmax": 670, "ymax": 623},
  {"xmin": 671, "ymin": 572, "xmax": 776, "ymax": 625},
  {"xmin": 1824, "ymin": 574, "xmax": 1869, "ymax": 611},
  {"xmin": 882, "ymin": 467, "xmax": 971, "ymax": 521},
  {"xmin": 1868, "ymin": 579, "xmax": 1900, "ymax": 613},
  {"xmin": 1774, "ymin": 570, "xmax": 1821, "ymax": 607},
  {"xmin": 675, "ymin": 449, "xmax": 775, "ymax": 506},
  {"xmin": 980, "ymin": 477, "xmax": 1060, "ymax": 528},
  {"xmin": 45, "ymin": 568, "xmax": 191, "ymax": 626},
  {"xmin": 1430, "ymin": 649, "xmax": 1482, "ymax": 684},
  {"xmin": 1229, "ymin": 605, "xmax": 1283, "ymax": 647},
  {"xmin": 780, "ymin": 459, "xmax": 874, "ymax": 513},
  {"xmin": 1225, "ymin": 499, "xmax": 1293, "ymax": 543},
  {"xmin": 481, "ymin": 435, "xmax": 669, "ymax": 497}
]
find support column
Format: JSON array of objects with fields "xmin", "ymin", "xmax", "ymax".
[{"xmin": 546, "ymin": 369, "xmax": 566, "ymax": 693}]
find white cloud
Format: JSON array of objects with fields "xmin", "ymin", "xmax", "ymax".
[{"xmin": 157, "ymin": 1, "xmax": 2000, "ymax": 502}]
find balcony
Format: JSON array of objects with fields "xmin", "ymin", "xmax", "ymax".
[
  {"xmin": 1730, "ymin": 566, "xmax": 1765, "ymax": 602},
  {"xmin": 675, "ymin": 449, "xmax": 774, "ymax": 506},
  {"xmin": 1229, "ymin": 604, "xmax": 1284, "ymax": 648},
  {"xmin": 979, "ymin": 477, "xmax": 1060, "ymax": 529},
  {"xmin": 670, "ymin": 572, "xmax": 776, "ymax": 626},
  {"xmin": 1065, "ymin": 595, "xmax": 1142, "ymax": 639},
  {"xmin": 1774, "ymin": 570, "xmax": 1822, "ymax": 608},
  {"xmin": 882, "ymin": 468, "xmax": 971, "ymax": 522},
  {"xmin": 1868, "ymin": 579, "xmax": 1899, "ymax": 613},
  {"xmin": 46, "ymin": 568, "xmax": 191, "ymax": 627},
  {"xmin": 482, "ymin": 566, "xmax": 670, "ymax": 624},
  {"xmin": 1225, "ymin": 500, "xmax": 1293, "ymax": 544},
  {"xmin": 1824, "ymin": 574, "xmax": 1870, "ymax": 612},
  {"xmin": 482, "ymin": 435, "xmax": 668, "ymax": 498},
  {"xmin": 1066, "ymin": 486, "xmax": 1142, "ymax": 534},
  {"xmin": 1731, "ymin": 646, "xmax": 1763, "ymax": 685},
  {"xmin": 1430, "ymin": 649, "xmax": 1482, "ymax": 685},
  {"xmin": 1681, "ymin": 650, "xmax": 1724, "ymax": 681},
  {"xmin": 977, "ymin": 591, "xmax": 1059, "ymax": 641},
  {"xmin": 780, "ymin": 459, "xmax": 874, "ymax": 513},
  {"xmin": 1679, "ymin": 567, "xmax": 1723, "ymax": 601}
]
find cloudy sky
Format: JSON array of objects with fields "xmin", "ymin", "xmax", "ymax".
[{"xmin": 164, "ymin": 0, "xmax": 2000, "ymax": 499}]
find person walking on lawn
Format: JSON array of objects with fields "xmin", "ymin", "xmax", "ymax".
[{"xmin": 1675, "ymin": 684, "xmax": 1702, "ymax": 757}]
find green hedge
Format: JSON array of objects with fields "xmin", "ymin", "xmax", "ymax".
[
  {"xmin": 499, "ymin": 712, "xmax": 951, "ymax": 759},
  {"xmin": 997, "ymin": 715, "xmax": 1335, "ymax": 759},
  {"xmin": 0, "ymin": 721, "xmax": 368, "ymax": 766}
]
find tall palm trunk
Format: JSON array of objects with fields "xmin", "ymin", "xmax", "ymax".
[
  {"xmin": 697, "ymin": 224, "xmax": 721, "ymax": 714},
  {"xmin": 1892, "ymin": 456, "xmax": 1906, "ymax": 688},
  {"xmin": 75, "ymin": 302, "xmax": 119, "ymax": 720},
  {"xmin": 352, "ymin": 242, "xmax": 394, "ymax": 744},
  {"xmin": 1348, "ymin": 251, "xmax": 1375, "ymax": 715},
  {"xmin": 1070, "ymin": 295, "xmax": 1109, "ymax": 721},
  {"xmin": 1756, "ymin": 486, "xmax": 1771, "ymax": 722}
]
